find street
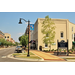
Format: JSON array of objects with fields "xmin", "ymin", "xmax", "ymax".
[
  {"xmin": 0, "ymin": 47, "xmax": 31, "ymax": 62},
  {"xmin": 1, "ymin": 47, "xmax": 75, "ymax": 62}
]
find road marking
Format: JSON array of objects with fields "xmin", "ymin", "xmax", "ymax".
[{"xmin": 1, "ymin": 56, "xmax": 7, "ymax": 58}]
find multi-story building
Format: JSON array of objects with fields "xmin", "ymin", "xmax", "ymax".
[
  {"xmin": 30, "ymin": 18, "xmax": 75, "ymax": 50},
  {"xmin": 10, "ymin": 38, "xmax": 15, "ymax": 44},
  {"xmin": 4, "ymin": 33, "xmax": 11, "ymax": 41},
  {"xmin": 0, "ymin": 31, "xmax": 5, "ymax": 39}
]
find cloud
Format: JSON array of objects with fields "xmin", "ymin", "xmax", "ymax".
[
  {"xmin": 25, "ymin": 22, "xmax": 33, "ymax": 25},
  {"xmin": 18, "ymin": 33, "xmax": 24, "ymax": 35}
]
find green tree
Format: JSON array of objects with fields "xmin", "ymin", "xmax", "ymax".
[
  {"xmin": 15, "ymin": 42, "xmax": 19, "ymax": 46},
  {"xmin": 19, "ymin": 36, "xmax": 22, "ymax": 41},
  {"xmin": 41, "ymin": 15, "xmax": 56, "ymax": 50},
  {"xmin": 0, "ymin": 38, "xmax": 6, "ymax": 46},
  {"xmin": 19, "ymin": 35, "xmax": 28, "ymax": 47}
]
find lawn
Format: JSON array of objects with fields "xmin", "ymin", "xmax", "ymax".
[
  {"xmin": 13, "ymin": 51, "xmax": 41, "ymax": 59},
  {"xmin": 16, "ymin": 55, "xmax": 41, "ymax": 59},
  {"xmin": 64, "ymin": 58, "xmax": 75, "ymax": 60}
]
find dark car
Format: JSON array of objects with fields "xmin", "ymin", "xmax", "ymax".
[{"xmin": 15, "ymin": 46, "xmax": 25, "ymax": 53}]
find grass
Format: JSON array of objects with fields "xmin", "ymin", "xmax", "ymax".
[
  {"xmin": 13, "ymin": 52, "xmax": 41, "ymax": 59},
  {"xmin": 64, "ymin": 58, "xmax": 75, "ymax": 60},
  {"xmin": 16, "ymin": 55, "xmax": 41, "ymax": 59}
]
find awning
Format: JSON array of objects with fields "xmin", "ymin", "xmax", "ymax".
[{"xmin": 73, "ymin": 41, "xmax": 75, "ymax": 44}]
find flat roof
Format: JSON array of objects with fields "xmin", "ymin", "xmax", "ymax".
[{"xmin": 37, "ymin": 18, "xmax": 75, "ymax": 25}]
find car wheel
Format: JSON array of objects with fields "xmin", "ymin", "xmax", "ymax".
[{"xmin": 17, "ymin": 50, "xmax": 19, "ymax": 53}]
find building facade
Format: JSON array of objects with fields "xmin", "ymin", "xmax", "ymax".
[
  {"xmin": 10, "ymin": 38, "xmax": 15, "ymax": 44},
  {"xmin": 30, "ymin": 18, "xmax": 75, "ymax": 50},
  {"xmin": 0, "ymin": 31, "xmax": 5, "ymax": 39},
  {"xmin": 4, "ymin": 33, "xmax": 11, "ymax": 41}
]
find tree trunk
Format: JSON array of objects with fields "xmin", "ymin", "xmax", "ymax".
[{"xmin": 49, "ymin": 44, "xmax": 51, "ymax": 51}]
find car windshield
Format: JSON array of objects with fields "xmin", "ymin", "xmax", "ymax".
[{"xmin": 16, "ymin": 46, "xmax": 22, "ymax": 48}]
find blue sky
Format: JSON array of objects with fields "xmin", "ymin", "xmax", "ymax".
[{"xmin": 0, "ymin": 12, "xmax": 75, "ymax": 42}]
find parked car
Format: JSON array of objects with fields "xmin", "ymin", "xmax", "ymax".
[{"xmin": 15, "ymin": 46, "xmax": 25, "ymax": 53}]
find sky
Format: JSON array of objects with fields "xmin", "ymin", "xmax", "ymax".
[{"xmin": 0, "ymin": 12, "xmax": 75, "ymax": 42}]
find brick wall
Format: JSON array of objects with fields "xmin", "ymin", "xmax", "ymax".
[{"xmin": 0, "ymin": 34, "xmax": 4, "ymax": 38}]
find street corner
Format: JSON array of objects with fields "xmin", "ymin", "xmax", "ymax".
[
  {"xmin": 7, "ymin": 54, "xmax": 14, "ymax": 58},
  {"xmin": 7, "ymin": 53, "xmax": 44, "ymax": 61}
]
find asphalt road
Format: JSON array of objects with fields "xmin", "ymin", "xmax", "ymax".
[
  {"xmin": 1, "ymin": 47, "xmax": 74, "ymax": 62},
  {"xmin": 0, "ymin": 47, "xmax": 32, "ymax": 62}
]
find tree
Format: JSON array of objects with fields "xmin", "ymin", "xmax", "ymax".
[
  {"xmin": 19, "ymin": 36, "xmax": 22, "ymax": 41},
  {"xmin": 15, "ymin": 42, "xmax": 19, "ymax": 46},
  {"xmin": 41, "ymin": 15, "xmax": 56, "ymax": 50},
  {"xmin": 19, "ymin": 35, "xmax": 28, "ymax": 47}
]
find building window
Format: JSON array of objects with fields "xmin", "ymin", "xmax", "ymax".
[
  {"xmin": 7, "ymin": 36, "xmax": 9, "ymax": 38},
  {"xmin": 72, "ymin": 34, "xmax": 73, "ymax": 40},
  {"xmin": 46, "ymin": 33, "xmax": 49, "ymax": 37},
  {"xmin": 5, "ymin": 36, "xmax": 6, "ymax": 38},
  {"xmin": 61, "ymin": 32, "xmax": 63, "ymax": 38},
  {"xmin": 72, "ymin": 27, "xmax": 73, "ymax": 32},
  {"xmin": 45, "ymin": 43, "xmax": 48, "ymax": 47}
]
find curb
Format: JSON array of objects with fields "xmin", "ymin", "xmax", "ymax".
[
  {"xmin": 7, "ymin": 54, "xmax": 44, "ymax": 61},
  {"xmin": 30, "ymin": 50, "xmax": 65, "ymax": 61}
]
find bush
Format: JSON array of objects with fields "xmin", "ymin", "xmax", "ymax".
[
  {"xmin": 71, "ymin": 49, "xmax": 74, "ymax": 52},
  {"xmin": 43, "ymin": 50, "xmax": 49, "ymax": 52},
  {"xmin": 72, "ymin": 45, "xmax": 74, "ymax": 49},
  {"xmin": 55, "ymin": 50, "xmax": 56, "ymax": 51},
  {"xmin": 59, "ymin": 49, "xmax": 62, "ymax": 52},
  {"xmin": 64, "ymin": 50, "xmax": 66, "ymax": 52},
  {"xmin": 69, "ymin": 52, "xmax": 72, "ymax": 54},
  {"xmin": 51, "ymin": 49, "xmax": 54, "ymax": 51}
]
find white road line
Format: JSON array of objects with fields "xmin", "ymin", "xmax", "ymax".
[{"xmin": 1, "ymin": 56, "xmax": 7, "ymax": 58}]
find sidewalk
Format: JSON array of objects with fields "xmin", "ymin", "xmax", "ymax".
[{"xmin": 30, "ymin": 50, "xmax": 65, "ymax": 61}]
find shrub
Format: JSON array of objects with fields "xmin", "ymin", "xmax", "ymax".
[
  {"xmin": 71, "ymin": 49, "xmax": 74, "ymax": 52},
  {"xmin": 64, "ymin": 50, "xmax": 66, "ymax": 52},
  {"xmin": 55, "ymin": 50, "xmax": 56, "ymax": 52},
  {"xmin": 43, "ymin": 50, "xmax": 49, "ymax": 52},
  {"xmin": 51, "ymin": 49, "xmax": 54, "ymax": 51},
  {"xmin": 69, "ymin": 52, "xmax": 72, "ymax": 54},
  {"xmin": 72, "ymin": 45, "xmax": 74, "ymax": 49},
  {"xmin": 59, "ymin": 49, "xmax": 62, "ymax": 52}
]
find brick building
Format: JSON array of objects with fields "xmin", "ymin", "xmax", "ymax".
[
  {"xmin": 10, "ymin": 38, "xmax": 15, "ymax": 44},
  {"xmin": 0, "ymin": 31, "xmax": 5, "ymax": 39}
]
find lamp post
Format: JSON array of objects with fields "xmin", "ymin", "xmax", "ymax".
[{"xmin": 19, "ymin": 18, "xmax": 30, "ymax": 57}]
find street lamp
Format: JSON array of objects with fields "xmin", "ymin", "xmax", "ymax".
[{"xmin": 19, "ymin": 18, "xmax": 30, "ymax": 57}]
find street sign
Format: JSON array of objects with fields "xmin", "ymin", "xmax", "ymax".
[
  {"xmin": 57, "ymin": 40, "xmax": 69, "ymax": 56},
  {"xmin": 58, "ymin": 40, "xmax": 68, "ymax": 48},
  {"xmin": 30, "ymin": 24, "xmax": 34, "ymax": 30}
]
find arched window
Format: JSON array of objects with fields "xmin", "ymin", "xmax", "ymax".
[
  {"xmin": 7, "ymin": 36, "xmax": 9, "ymax": 38},
  {"xmin": 72, "ymin": 34, "xmax": 73, "ymax": 40},
  {"xmin": 45, "ymin": 43, "xmax": 48, "ymax": 47},
  {"xmin": 61, "ymin": 32, "xmax": 63, "ymax": 38},
  {"xmin": 72, "ymin": 27, "xmax": 73, "ymax": 32}
]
